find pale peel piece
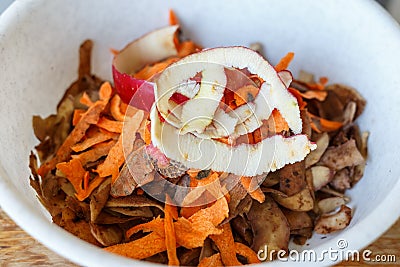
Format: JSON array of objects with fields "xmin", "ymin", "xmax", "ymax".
[
  {"xmin": 179, "ymin": 66, "xmax": 226, "ymax": 134},
  {"xmin": 151, "ymin": 108, "xmax": 316, "ymax": 176},
  {"xmin": 176, "ymin": 81, "xmax": 200, "ymax": 99},
  {"xmin": 314, "ymin": 205, "xmax": 352, "ymax": 234},
  {"xmin": 278, "ymin": 70, "xmax": 293, "ymax": 88},
  {"xmin": 113, "ymin": 25, "xmax": 179, "ymax": 74},
  {"xmin": 155, "ymin": 46, "xmax": 302, "ymax": 134},
  {"xmin": 228, "ymin": 102, "xmax": 255, "ymax": 124},
  {"xmin": 194, "ymin": 108, "xmax": 238, "ymax": 139}
]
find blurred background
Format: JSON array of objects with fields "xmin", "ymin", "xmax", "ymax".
[{"xmin": 1, "ymin": 0, "xmax": 400, "ymax": 22}]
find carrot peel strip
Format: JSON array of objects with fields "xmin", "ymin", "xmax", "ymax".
[
  {"xmin": 165, "ymin": 195, "xmax": 179, "ymax": 266},
  {"xmin": 104, "ymin": 232, "xmax": 166, "ymax": 260},
  {"xmin": 210, "ymin": 223, "xmax": 242, "ymax": 266},
  {"xmin": 240, "ymin": 176, "xmax": 265, "ymax": 203},
  {"xmin": 275, "ymin": 52, "xmax": 295, "ymax": 72},
  {"xmin": 235, "ymin": 242, "xmax": 261, "ymax": 264}
]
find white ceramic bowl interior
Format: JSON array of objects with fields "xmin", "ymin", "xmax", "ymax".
[{"xmin": 0, "ymin": 0, "xmax": 399, "ymax": 266}]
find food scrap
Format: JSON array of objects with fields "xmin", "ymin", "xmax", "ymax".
[{"xmin": 29, "ymin": 10, "xmax": 368, "ymax": 266}]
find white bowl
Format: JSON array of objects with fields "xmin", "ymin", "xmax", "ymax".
[{"xmin": 0, "ymin": 0, "xmax": 399, "ymax": 266}]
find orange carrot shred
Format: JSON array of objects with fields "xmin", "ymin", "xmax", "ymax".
[
  {"xmin": 110, "ymin": 95, "xmax": 126, "ymax": 121},
  {"xmin": 210, "ymin": 223, "xmax": 242, "ymax": 266},
  {"xmin": 169, "ymin": 9, "xmax": 179, "ymax": 25},
  {"xmin": 104, "ymin": 232, "xmax": 167, "ymax": 260},
  {"xmin": 300, "ymin": 90, "xmax": 328, "ymax": 101},
  {"xmin": 72, "ymin": 109, "xmax": 85, "ymax": 126},
  {"xmin": 235, "ymin": 242, "xmax": 261, "ymax": 264},
  {"xmin": 180, "ymin": 206, "xmax": 204, "ymax": 219},
  {"xmin": 308, "ymin": 112, "xmax": 343, "ymax": 133},
  {"xmin": 136, "ymin": 188, "xmax": 144, "ymax": 195},
  {"xmin": 75, "ymin": 175, "xmax": 105, "ymax": 201},
  {"xmin": 319, "ymin": 76, "xmax": 329, "ymax": 86},
  {"xmin": 80, "ymin": 92, "xmax": 94, "ymax": 107},
  {"xmin": 56, "ymin": 159, "xmax": 86, "ymax": 194},
  {"xmin": 96, "ymin": 111, "xmax": 144, "ymax": 182},
  {"xmin": 71, "ymin": 130, "xmax": 115, "ymax": 152},
  {"xmin": 99, "ymin": 81, "xmax": 113, "ymax": 101},
  {"xmin": 177, "ymin": 41, "xmax": 201, "ymax": 58},
  {"xmin": 198, "ymin": 253, "xmax": 223, "ymax": 267},
  {"xmin": 71, "ymin": 140, "xmax": 116, "ymax": 165},
  {"xmin": 240, "ymin": 176, "xmax": 265, "ymax": 203},
  {"xmin": 275, "ymin": 52, "xmax": 295, "ymax": 72},
  {"xmin": 134, "ymin": 57, "xmax": 178, "ymax": 80},
  {"xmin": 126, "ymin": 217, "xmax": 165, "ymax": 239},
  {"xmin": 109, "ymin": 48, "xmax": 119, "ymax": 56},
  {"xmin": 56, "ymin": 158, "xmax": 104, "ymax": 201},
  {"xmin": 165, "ymin": 195, "xmax": 179, "ymax": 266},
  {"xmin": 272, "ymin": 109, "xmax": 290, "ymax": 132},
  {"xmin": 196, "ymin": 171, "xmax": 219, "ymax": 187},
  {"xmin": 288, "ymin": 87, "xmax": 307, "ymax": 110},
  {"xmin": 96, "ymin": 117, "xmax": 124, "ymax": 133}
]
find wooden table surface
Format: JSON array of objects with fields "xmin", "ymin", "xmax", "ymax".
[{"xmin": 0, "ymin": 208, "xmax": 398, "ymax": 266}]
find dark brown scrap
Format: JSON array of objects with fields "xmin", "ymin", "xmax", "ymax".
[
  {"xmin": 279, "ymin": 161, "xmax": 306, "ymax": 196},
  {"xmin": 320, "ymin": 139, "xmax": 365, "ymax": 170},
  {"xmin": 247, "ymin": 196, "xmax": 290, "ymax": 254}
]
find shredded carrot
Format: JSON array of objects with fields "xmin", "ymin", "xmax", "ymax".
[
  {"xmin": 319, "ymin": 76, "xmax": 329, "ymax": 86},
  {"xmin": 180, "ymin": 206, "xmax": 204, "ymax": 219},
  {"xmin": 56, "ymin": 159, "xmax": 86, "ymax": 195},
  {"xmin": 308, "ymin": 112, "xmax": 343, "ymax": 133},
  {"xmin": 275, "ymin": 52, "xmax": 295, "ymax": 72},
  {"xmin": 300, "ymin": 90, "xmax": 328, "ymax": 101},
  {"xmin": 96, "ymin": 117, "xmax": 124, "ymax": 133},
  {"xmin": 165, "ymin": 195, "xmax": 178, "ymax": 220},
  {"xmin": 144, "ymin": 121, "xmax": 152, "ymax": 145},
  {"xmin": 177, "ymin": 41, "xmax": 201, "ymax": 58},
  {"xmin": 165, "ymin": 195, "xmax": 179, "ymax": 266},
  {"xmin": 71, "ymin": 130, "xmax": 116, "ymax": 152},
  {"xmin": 119, "ymin": 101, "xmax": 128, "ymax": 115},
  {"xmin": 126, "ymin": 217, "xmax": 165, "ymax": 239},
  {"xmin": 134, "ymin": 57, "xmax": 179, "ymax": 80},
  {"xmin": 271, "ymin": 109, "xmax": 290, "ymax": 133},
  {"xmin": 235, "ymin": 242, "xmax": 261, "ymax": 264},
  {"xmin": 109, "ymin": 48, "xmax": 119, "ymax": 56},
  {"xmin": 196, "ymin": 171, "xmax": 219, "ymax": 187},
  {"xmin": 95, "ymin": 111, "xmax": 144, "ymax": 182},
  {"xmin": 210, "ymin": 223, "xmax": 242, "ymax": 266},
  {"xmin": 198, "ymin": 253, "xmax": 223, "ymax": 267},
  {"xmin": 240, "ymin": 176, "xmax": 265, "ymax": 203},
  {"xmin": 72, "ymin": 109, "xmax": 85, "ymax": 126},
  {"xmin": 38, "ymin": 85, "xmax": 110, "ymax": 177},
  {"xmin": 169, "ymin": 9, "xmax": 179, "ymax": 25},
  {"xmin": 75, "ymin": 175, "xmax": 105, "ymax": 201},
  {"xmin": 187, "ymin": 169, "xmax": 200, "ymax": 179},
  {"xmin": 123, "ymin": 197, "xmax": 228, "ymax": 257},
  {"xmin": 104, "ymin": 232, "xmax": 167, "ymax": 260},
  {"xmin": 56, "ymin": 159, "xmax": 104, "ymax": 201},
  {"xmin": 136, "ymin": 188, "xmax": 144, "ymax": 195},
  {"xmin": 80, "ymin": 92, "xmax": 94, "ymax": 107},
  {"xmin": 110, "ymin": 95, "xmax": 126, "ymax": 121},
  {"xmin": 71, "ymin": 140, "xmax": 116, "ymax": 165}
]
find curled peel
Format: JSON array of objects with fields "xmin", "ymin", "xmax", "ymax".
[{"xmin": 150, "ymin": 46, "xmax": 316, "ymax": 176}]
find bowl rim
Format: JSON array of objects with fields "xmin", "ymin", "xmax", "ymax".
[{"xmin": 0, "ymin": 0, "xmax": 399, "ymax": 266}]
